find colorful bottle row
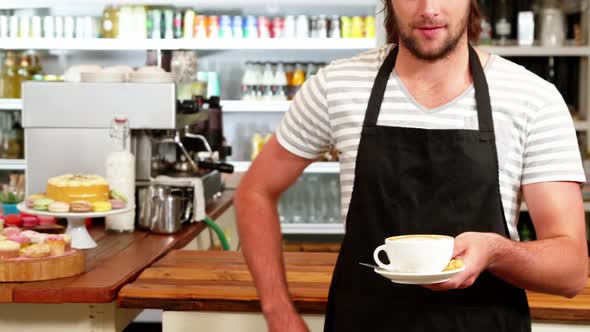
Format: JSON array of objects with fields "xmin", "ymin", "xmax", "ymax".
[{"xmin": 241, "ymin": 62, "xmax": 326, "ymax": 102}]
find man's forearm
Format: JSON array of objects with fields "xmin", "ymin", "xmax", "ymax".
[
  {"xmin": 489, "ymin": 234, "xmax": 588, "ymax": 297},
  {"xmin": 235, "ymin": 188, "xmax": 293, "ymax": 315}
]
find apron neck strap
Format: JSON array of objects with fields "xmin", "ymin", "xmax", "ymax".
[{"xmin": 362, "ymin": 44, "xmax": 495, "ymax": 137}]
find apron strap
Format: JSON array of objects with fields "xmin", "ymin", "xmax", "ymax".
[{"xmin": 362, "ymin": 44, "xmax": 495, "ymax": 139}]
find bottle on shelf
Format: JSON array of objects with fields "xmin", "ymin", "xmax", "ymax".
[
  {"xmin": 101, "ymin": 5, "xmax": 119, "ymax": 38},
  {"xmin": 15, "ymin": 54, "xmax": 31, "ymax": 99},
  {"xmin": 495, "ymin": 0, "xmax": 512, "ymax": 45},
  {"xmin": 261, "ymin": 63, "xmax": 274, "ymax": 101},
  {"xmin": 478, "ymin": 0, "xmax": 493, "ymax": 45},
  {"xmin": 517, "ymin": 0, "xmax": 534, "ymax": 47},
  {"xmin": 273, "ymin": 62, "xmax": 288, "ymax": 101},
  {"xmin": 290, "ymin": 63, "xmax": 306, "ymax": 99},
  {"xmin": 2, "ymin": 52, "xmax": 17, "ymax": 99}
]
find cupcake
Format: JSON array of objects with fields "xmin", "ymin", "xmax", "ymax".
[
  {"xmin": 2, "ymin": 227, "xmax": 21, "ymax": 236},
  {"xmin": 20, "ymin": 243, "xmax": 51, "ymax": 258},
  {"xmin": 61, "ymin": 234, "xmax": 72, "ymax": 251},
  {"xmin": 7, "ymin": 234, "xmax": 30, "ymax": 248},
  {"xmin": 46, "ymin": 235, "xmax": 66, "ymax": 256},
  {"xmin": 0, "ymin": 240, "xmax": 20, "ymax": 259}
]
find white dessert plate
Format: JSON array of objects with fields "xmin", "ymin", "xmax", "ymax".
[
  {"xmin": 17, "ymin": 202, "xmax": 134, "ymax": 219},
  {"xmin": 374, "ymin": 266, "xmax": 465, "ymax": 285}
]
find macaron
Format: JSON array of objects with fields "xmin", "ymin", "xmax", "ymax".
[
  {"xmin": 70, "ymin": 200, "xmax": 93, "ymax": 213},
  {"xmin": 33, "ymin": 198, "xmax": 54, "ymax": 211},
  {"xmin": 1, "ymin": 227, "xmax": 21, "ymax": 236},
  {"xmin": 21, "ymin": 216, "xmax": 40, "ymax": 228},
  {"xmin": 110, "ymin": 190, "xmax": 128, "ymax": 204},
  {"xmin": 92, "ymin": 201, "xmax": 112, "ymax": 212},
  {"xmin": 38, "ymin": 216, "xmax": 57, "ymax": 226},
  {"xmin": 25, "ymin": 194, "xmax": 46, "ymax": 208},
  {"xmin": 7, "ymin": 234, "xmax": 30, "ymax": 247},
  {"xmin": 4, "ymin": 214, "xmax": 22, "ymax": 227},
  {"xmin": 48, "ymin": 201, "xmax": 70, "ymax": 213},
  {"xmin": 109, "ymin": 199, "xmax": 125, "ymax": 209}
]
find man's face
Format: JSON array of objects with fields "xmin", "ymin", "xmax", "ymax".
[{"xmin": 392, "ymin": 0, "xmax": 470, "ymax": 61}]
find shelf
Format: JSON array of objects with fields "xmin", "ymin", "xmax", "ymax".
[
  {"xmin": 0, "ymin": 38, "xmax": 377, "ymax": 51},
  {"xmin": 0, "ymin": 99, "xmax": 22, "ymax": 111},
  {"xmin": 478, "ymin": 45, "xmax": 590, "ymax": 57},
  {"xmin": 0, "ymin": 0, "xmax": 378, "ymax": 9},
  {"xmin": 231, "ymin": 161, "xmax": 340, "ymax": 173},
  {"xmin": 0, "ymin": 159, "xmax": 26, "ymax": 171},
  {"xmin": 281, "ymin": 223, "xmax": 344, "ymax": 235},
  {"xmin": 222, "ymin": 100, "xmax": 290, "ymax": 113}
]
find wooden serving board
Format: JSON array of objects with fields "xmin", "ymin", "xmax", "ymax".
[{"xmin": 0, "ymin": 249, "xmax": 85, "ymax": 282}]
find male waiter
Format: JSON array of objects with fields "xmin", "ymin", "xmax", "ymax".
[{"xmin": 235, "ymin": 0, "xmax": 589, "ymax": 331}]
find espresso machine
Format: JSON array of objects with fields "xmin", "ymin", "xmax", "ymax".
[{"xmin": 22, "ymin": 82, "xmax": 231, "ymax": 232}]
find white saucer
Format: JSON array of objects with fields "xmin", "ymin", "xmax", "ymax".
[{"xmin": 374, "ymin": 266, "xmax": 465, "ymax": 285}]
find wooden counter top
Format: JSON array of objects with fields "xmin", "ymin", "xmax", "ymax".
[
  {"xmin": 0, "ymin": 190, "xmax": 233, "ymax": 304},
  {"xmin": 119, "ymin": 251, "xmax": 590, "ymax": 322}
]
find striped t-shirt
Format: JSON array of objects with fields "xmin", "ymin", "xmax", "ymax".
[{"xmin": 276, "ymin": 44, "xmax": 586, "ymax": 240}]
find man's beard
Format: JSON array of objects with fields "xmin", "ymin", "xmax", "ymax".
[{"xmin": 397, "ymin": 15, "xmax": 468, "ymax": 61}]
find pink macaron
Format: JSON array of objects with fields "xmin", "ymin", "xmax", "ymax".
[
  {"xmin": 7, "ymin": 234, "xmax": 30, "ymax": 245},
  {"xmin": 109, "ymin": 199, "xmax": 126, "ymax": 210},
  {"xmin": 38, "ymin": 216, "xmax": 57, "ymax": 226},
  {"xmin": 22, "ymin": 216, "xmax": 40, "ymax": 228},
  {"xmin": 2, "ymin": 227, "xmax": 21, "ymax": 236}
]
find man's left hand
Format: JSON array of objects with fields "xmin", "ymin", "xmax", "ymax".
[{"xmin": 423, "ymin": 232, "xmax": 501, "ymax": 291}]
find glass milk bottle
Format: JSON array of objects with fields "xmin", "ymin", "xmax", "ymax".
[{"xmin": 105, "ymin": 116, "xmax": 135, "ymax": 232}]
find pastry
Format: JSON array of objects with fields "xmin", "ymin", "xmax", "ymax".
[
  {"xmin": 48, "ymin": 201, "xmax": 70, "ymax": 213},
  {"xmin": 7, "ymin": 234, "xmax": 30, "ymax": 248},
  {"xmin": 20, "ymin": 230, "xmax": 47, "ymax": 244},
  {"xmin": 0, "ymin": 240, "xmax": 20, "ymax": 258},
  {"xmin": 46, "ymin": 174, "xmax": 109, "ymax": 203},
  {"xmin": 33, "ymin": 198, "xmax": 54, "ymax": 211},
  {"xmin": 46, "ymin": 235, "xmax": 66, "ymax": 256},
  {"xmin": 22, "ymin": 216, "xmax": 40, "ymax": 228},
  {"xmin": 70, "ymin": 200, "xmax": 93, "ymax": 213},
  {"xmin": 110, "ymin": 190, "xmax": 128, "ymax": 204},
  {"xmin": 2, "ymin": 227, "xmax": 21, "ymax": 236},
  {"xmin": 38, "ymin": 216, "xmax": 57, "ymax": 226},
  {"xmin": 25, "ymin": 194, "xmax": 46, "ymax": 208},
  {"xmin": 20, "ymin": 243, "xmax": 51, "ymax": 258},
  {"xmin": 61, "ymin": 234, "xmax": 72, "ymax": 250},
  {"xmin": 4, "ymin": 214, "xmax": 22, "ymax": 227},
  {"xmin": 109, "ymin": 199, "xmax": 125, "ymax": 209},
  {"xmin": 92, "ymin": 201, "xmax": 112, "ymax": 212}
]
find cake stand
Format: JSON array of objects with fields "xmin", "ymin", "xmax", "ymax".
[{"xmin": 17, "ymin": 203, "xmax": 134, "ymax": 249}]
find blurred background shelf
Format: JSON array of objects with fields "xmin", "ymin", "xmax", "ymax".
[
  {"xmin": 0, "ymin": 99, "xmax": 22, "ymax": 110},
  {"xmin": 281, "ymin": 223, "xmax": 344, "ymax": 235},
  {"xmin": 479, "ymin": 45, "xmax": 590, "ymax": 57},
  {"xmin": 0, "ymin": 38, "xmax": 378, "ymax": 51},
  {"xmin": 0, "ymin": 159, "xmax": 26, "ymax": 171}
]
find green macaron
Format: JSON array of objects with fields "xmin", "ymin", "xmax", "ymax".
[
  {"xmin": 33, "ymin": 198, "xmax": 55, "ymax": 211},
  {"xmin": 110, "ymin": 190, "xmax": 128, "ymax": 204}
]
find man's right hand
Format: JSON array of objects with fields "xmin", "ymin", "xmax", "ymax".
[{"xmin": 266, "ymin": 309, "xmax": 310, "ymax": 332}]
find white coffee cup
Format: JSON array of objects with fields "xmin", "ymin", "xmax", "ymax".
[{"xmin": 373, "ymin": 234, "xmax": 454, "ymax": 274}]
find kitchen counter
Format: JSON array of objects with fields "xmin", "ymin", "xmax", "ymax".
[
  {"xmin": 119, "ymin": 251, "xmax": 590, "ymax": 328},
  {"xmin": 0, "ymin": 190, "xmax": 233, "ymax": 332}
]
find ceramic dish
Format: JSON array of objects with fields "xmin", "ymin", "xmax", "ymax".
[{"xmin": 374, "ymin": 265, "xmax": 465, "ymax": 285}]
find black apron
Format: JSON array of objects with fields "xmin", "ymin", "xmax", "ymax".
[{"xmin": 323, "ymin": 45, "xmax": 531, "ymax": 331}]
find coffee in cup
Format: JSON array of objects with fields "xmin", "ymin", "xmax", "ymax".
[{"xmin": 373, "ymin": 234, "xmax": 453, "ymax": 274}]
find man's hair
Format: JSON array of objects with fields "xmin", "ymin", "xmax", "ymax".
[{"xmin": 382, "ymin": 0, "xmax": 483, "ymax": 44}]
